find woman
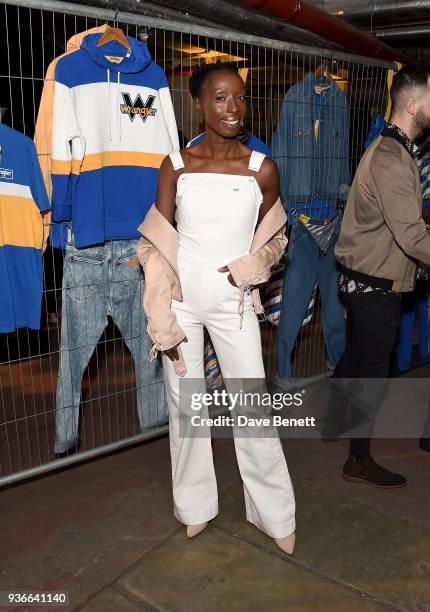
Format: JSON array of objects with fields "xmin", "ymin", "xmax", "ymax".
[{"xmin": 137, "ymin": 63, "xmax": 296, "ymax": 554}]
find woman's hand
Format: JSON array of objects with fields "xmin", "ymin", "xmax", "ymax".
[
  {"xmin": 164, "ymin": 344, "xmax": 180, "ymax": 361},
  {"xmin": 218, "ymin": 265, "xmax": 238, "ymax": 287}
]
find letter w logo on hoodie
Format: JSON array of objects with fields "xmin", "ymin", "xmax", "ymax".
[{"xmin": 120, "ymin": 92, "xmax": 157, "ymax": 123}]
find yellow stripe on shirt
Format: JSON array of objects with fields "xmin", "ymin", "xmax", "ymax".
[
  {"xmin": 51, "ymin": 159, "xmax": 72, "ymax": 175},
  {"xmin": 52, "ymin": 151, "xmax": 165, "ymax": 175},
  {"xmin": 0, "ymin": 196, "xmax": 44, "ymax": 248}
]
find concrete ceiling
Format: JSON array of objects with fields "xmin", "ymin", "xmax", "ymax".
[{"xmin": 306, "ymin": 0, "xmax": 430, "ymax": 61}]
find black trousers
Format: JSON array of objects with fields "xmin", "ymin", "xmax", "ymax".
[{"xmin": 331, "ymin": 290, "xmax": 402, "ymax": 459}]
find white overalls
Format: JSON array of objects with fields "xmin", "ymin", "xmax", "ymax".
[{"xmin": 162, "ymin": 150, "xmax": 296, "ymax": 538}]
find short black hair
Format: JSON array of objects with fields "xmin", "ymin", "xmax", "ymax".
[
  {"xmin": 189, "ymin": 62, "xmax": 240, "ymax": 99},
  {"xmin": 391, "ymin": 64, "xmax": 430, "ymax": 111}
]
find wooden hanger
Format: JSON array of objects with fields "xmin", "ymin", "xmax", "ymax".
[
  {"xmin": 315, "ymin": 64, "xmax": 328, "ymax": 78},
  {"xmin": 96, "ymin": 25, "xmax": 131, "ymax": 53}
]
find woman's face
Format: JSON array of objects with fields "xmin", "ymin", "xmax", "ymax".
[{"xmin": 195, "ymin": 70, "xmax": 247, "ymax": 138}]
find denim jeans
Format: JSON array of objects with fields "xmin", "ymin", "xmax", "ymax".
[
  {"xmin": 55, "ymin": 238, "xmax": 166, "ymax": 453},
  {"xmin": 276, "ymin": 214, "xmax": 345, "ymax": 379}
]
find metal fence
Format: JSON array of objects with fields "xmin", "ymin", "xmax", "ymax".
[{"xmin": 0, "ymin": 0, "xmax": 395, "ymax": 485}]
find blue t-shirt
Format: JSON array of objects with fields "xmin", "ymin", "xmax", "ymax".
[
  {"xmin": 0, "ymin": 124, "xmax": 50, "ymax": 332},
  {"xmin": 187, "ymin": 131, "xmax": 272, "ymax": 157}
]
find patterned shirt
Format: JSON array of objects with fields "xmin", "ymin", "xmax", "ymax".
[
  {"xmin": 416, "ymin": 129, "xmax": 430, "ymax": 203},
  {"xmin": 383, "ymin": 121, "xmax": 419, "ymax": 159},
  {"xmin": 337, "ymin": 273, "xmax": 397, "ymax": 295},
  {"xmin": 339, "ymin": 121, "xmax": 418, "ymax": 295}
]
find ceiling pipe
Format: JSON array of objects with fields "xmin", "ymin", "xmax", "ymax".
[
  {"xmin": 240, "ymin": 0, "xmax": 413, "ymax": 62},
  {"xmin": 74, "ymin": 0, "xmax": 220, "ymax": 28},
  {"xmin": 374, "ymin": 25, "xmax": 430, "ymax": 39},
  {"xmin": 139, "ymin": 0, "xmax": 348, "ymax": 50},
  {"xmin": 73, "ymin": 0, "xmax": 349, "ymax": 51},
  {"xmin": 332, "ymin": 1, "xmax": 430, "ymax": 20}
]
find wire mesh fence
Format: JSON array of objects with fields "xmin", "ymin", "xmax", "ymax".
[{"xmin": 0, "ymin": 0, "xmax": 394, "ymax": 484}]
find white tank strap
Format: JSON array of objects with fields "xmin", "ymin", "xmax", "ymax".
[
  {"xmin": 169, "ymin": 150, "xmax": 185, "ymax": 171},
  {"xmin": 248, "ymin": 150, "xmax": 266, "ymax": 173}
]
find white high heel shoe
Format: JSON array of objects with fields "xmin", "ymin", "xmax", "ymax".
[
  {"xmin": 186, "ymin": 522, "xmax": 208, "ymax": 538},
  {"xmin": 275, "ymin": 532, "xmax": 296, "ymax": 555}
]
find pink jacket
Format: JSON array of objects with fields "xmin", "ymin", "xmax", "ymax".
[{"xmin": 135, "ymin": 198, "xmax": 288, "ymax": 376}]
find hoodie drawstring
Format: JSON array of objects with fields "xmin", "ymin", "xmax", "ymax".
[
  {"xmin": 117, "ymin": 71, "xmax": 122, "ymax": 143},
  {"xmin": 107, "ymin": 68, "xmax": 122, "ymax": 143},
  {"xmin": 107, "ymin": 68, "xmax": 112, "ymax": 142}
]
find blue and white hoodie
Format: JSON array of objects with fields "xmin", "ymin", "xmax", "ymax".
[{"xmin": 51, "ymin": 33, "xmax": 179, "ymax": 247}]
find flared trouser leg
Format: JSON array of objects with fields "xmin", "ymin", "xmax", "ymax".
[{"xmin": 163, "ymin": 265, "xmax": 295, "ymax": 538}]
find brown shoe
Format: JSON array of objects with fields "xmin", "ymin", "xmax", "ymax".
[{"xmin": 342, "ymin": 455, "xmax": 407, "ymax": 488}]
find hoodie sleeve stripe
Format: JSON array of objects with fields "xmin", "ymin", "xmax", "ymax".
[
  {"xmin": 51, "ymin": 159, "xmax": 73, "ymax": 175},
  {"xmin": 52, "ymin": 151, "xmax": 165, "ymax": 175}
]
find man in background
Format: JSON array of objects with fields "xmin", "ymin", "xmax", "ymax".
[{"xmin": 333, "ymin": 65, "xmax": 430, "ymax": 487}]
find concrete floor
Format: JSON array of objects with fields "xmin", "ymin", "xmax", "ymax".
[{"xmin": 1, "ymin": 431, "xmax": 429, "ymax": 611}]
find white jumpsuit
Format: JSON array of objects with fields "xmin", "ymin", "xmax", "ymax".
[{"xmin": 162, "ymin": 149, "xmax": 296, "ymax": 538}]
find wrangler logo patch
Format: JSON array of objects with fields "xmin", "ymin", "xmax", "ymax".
[
  {"xmin": 120, "ymin": 92, "xmax": 157, "ymax": 123},
  {"xmin": 0, "ymin": 168, "xmax": 13, "ymax": 180}
]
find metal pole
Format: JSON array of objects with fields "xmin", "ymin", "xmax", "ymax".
[
  {"xmin": 375, "ymin": 25, "xmax": 430, "ymax": 39},
  {"xmin": 0, "ymin": 425, "xmax": 169, "ymax": 488},
  {"xmin": 1, "ymin": 0, "xmax": 396, "ymax": 67},
  {"xmin": 333, "ymin": 0, "xmax": 430, "ymax": 19}
]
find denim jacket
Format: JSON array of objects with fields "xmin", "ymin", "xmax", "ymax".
[{"xmin": 272, "ymin": 72, "xmax": 350, "ymax": 203}]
